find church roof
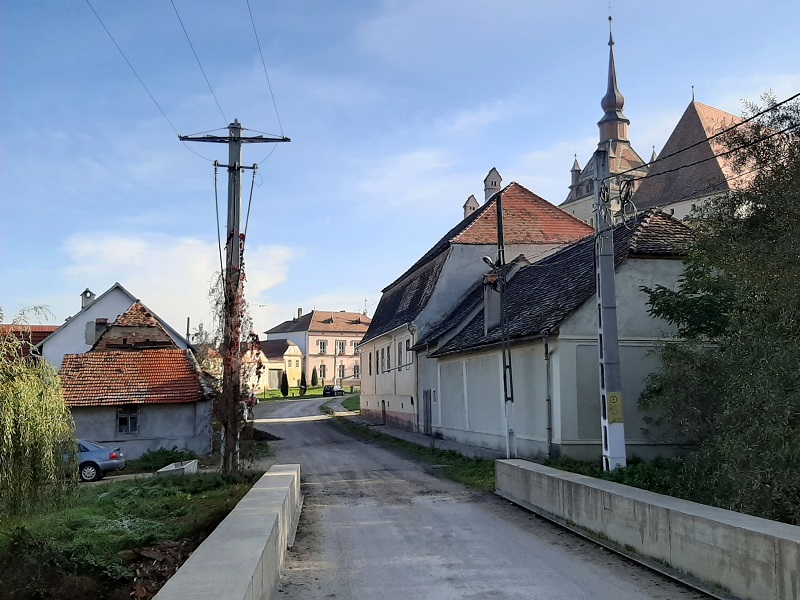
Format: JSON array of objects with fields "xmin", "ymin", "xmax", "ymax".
[
  {"xmin": 362, "ymin": 183, "xmax": 591, "ymax": 344},
  {"xmin": 429, "ymin": 212, "xmax": 692, "ymax": 357},
  {"xmin": 561, "ymin": 141, "xmax": 647, "ymax": 206},
  {"xmin": 632, "ymin": 102, "xmax": 744, "ymax": 210}
]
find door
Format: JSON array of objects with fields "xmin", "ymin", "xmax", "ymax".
[{"xmin": 422, "ymin": 389, "xmax": 432, "ymax": 435}]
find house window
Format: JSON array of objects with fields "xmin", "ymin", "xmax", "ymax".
[
  {"xmin": 387, "ymin": 345, "xmax": 391, "ymax": 370},
  {"xmin": 380, "ymin": 348, "xmax": 385, "ymax": 373},
  {"xmin": 320, "ymin": 364, "xmax": 327, "ymax": 379},
  {"xmin": 406, "ymin": 339, "xmax": 412, "ymax": 369},
  {"xmin": 369, "ymin": 352, "xmax": 372, "ymax": 375},
  {"xmin": 398, "ymin": 342, "xmax": 403, "ymax": 367},
  {"xmin": 295, "ymin": 360, "xmax": 300, "ymax": 367},
  {"xmin": 339, "ymin": 364, "xmax": 345, "ymax": 378},
  {"xmin": 318, "ymin": 340, "xmax": 327, "ymax": 354},
  {"xmin": 117, "ymin": 406, "xmax": 139, "ymax": 434},
  {"xmin": 354, "ymin": 364, "xmax": 360, "ymax": 378},
  {"xmin": 337, "ymin": 340, "xmax": 346, "ymax": 355}
]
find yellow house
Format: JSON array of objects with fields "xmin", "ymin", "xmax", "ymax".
[{"xmin": 242, "ymin": 338, "xmax": 303, "ymax": 392}]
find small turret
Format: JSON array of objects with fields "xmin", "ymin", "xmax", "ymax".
[{"xmin": 570, "ymin": 155, "xmax": 581, "ymax": 186}]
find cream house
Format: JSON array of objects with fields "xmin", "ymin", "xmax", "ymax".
[
  {"xmin": 412, "ymin": 212, "xmax": 691, "ymax": 461},
  {"xmin": 359, "ymin": 173, "xmax": 592, "ymax": 429},
  {"xmin": 265, "ymin": 310, "xmax": 370, "ymax": 386}
]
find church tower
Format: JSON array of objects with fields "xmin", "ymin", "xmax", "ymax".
[{"xmin": 559, "ymin": 17, "xmax": 648, "ymax": 224}]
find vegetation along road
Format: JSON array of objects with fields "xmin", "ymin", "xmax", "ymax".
[{"xmin": 253, "ymin": 398, "xmax": 709, "ymax": 600}]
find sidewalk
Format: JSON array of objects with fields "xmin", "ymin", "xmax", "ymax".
[{"xmin": 325, "ymin": 398, "xmax": 505, "ymax": 460}]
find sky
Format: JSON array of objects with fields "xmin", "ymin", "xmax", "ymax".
[{"xmin": 2, "ymin": 0, "xmax": 799, "ymax": 337}]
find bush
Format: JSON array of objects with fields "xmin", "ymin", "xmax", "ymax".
[
  {"xmin": 311, "ymin": 366, "xmax": 318, "ymax": 387},
  {"xmin": 125, "ymin": 447, "xmax": 198, "ymax": 474}
]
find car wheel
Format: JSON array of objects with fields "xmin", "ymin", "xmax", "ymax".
[{"xmin": 79, "ymin": 462, "xmax": 103, "ymax": 482}]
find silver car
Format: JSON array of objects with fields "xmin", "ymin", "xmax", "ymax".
[{"xmin": 77, "ymin": 439, "xmax": 126, "ymax": 482}]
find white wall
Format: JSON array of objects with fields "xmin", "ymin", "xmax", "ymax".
[
  {"xmin": 72, "ymin": 400, "xmax": 212, "ymax": 459},
  {"xmin": 42, "ymin": 288, "xmax": 134, "ymax": 369}
]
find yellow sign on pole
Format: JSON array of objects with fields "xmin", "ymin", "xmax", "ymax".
[{"xmin": 607, "ymin": 392, "xmax": 624, "ymax": 424}]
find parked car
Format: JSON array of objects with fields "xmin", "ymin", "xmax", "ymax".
[
  {"xmin": 323, "ymin": 385, "xmax": 346, "ymax": 397},
  {"xmin": 77, "ymin": 440, "xmax": 126, "ymax": 482}
]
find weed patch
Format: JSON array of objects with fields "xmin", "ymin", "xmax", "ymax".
[{"xmin": 125, "ymin": 447, "xmax": 199, "ymax": 474}]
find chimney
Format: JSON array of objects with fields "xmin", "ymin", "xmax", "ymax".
[
  {"xmin": 297, "ymin": 308, "xmax": 302, "ymax": 319},
  {"xmin": 94, "ymin": 318, "xmax": 108, "ymax": 342},
  {"xmin": 81, "ymin": 288, "xmax": 96, "ymax": 309},
  {"xmin": 463, "ymin": 194, "xmax": 479, "ymax": 220},
  {"xmin": 483, "ymin": 167, "xmax": 501, "ymax": 202}
]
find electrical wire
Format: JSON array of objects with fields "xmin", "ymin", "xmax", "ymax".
[
  {"xmin": 246, "ymin": 0, "xmax": 284, "ymax": 136},
  {"xmin": 83, "ymin": 0, "xmax": 216, "ymax": 163},
  {"xmin": 609, "ymin": 91, "xmax": 800, "ymax": 182},
  {"xmin": 243, "ymin": 166, "xmax": 258, "ymax": 240},
  {"xmin": 170, "ymin": 0, "xmax": 228, "ymax": 126},
  {"xmin": 213, "ymin": 162, "xmax": 225, "ymax": 280}
]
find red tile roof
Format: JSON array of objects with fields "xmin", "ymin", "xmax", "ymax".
[
  {"xmin": 454, "ymin": 182, "xmax": 593, "ymax": 244},
  {"xmin": 266, "ymin": 310, "xmax": 371, "ymax": 335},
  {"xmin": 114, "ymin": 301, "xmax": 161, "ymax": 327},
  {"xmin": 0, "ymin": 324, "xmax": 59, "ymax": 356},
  {"xmin": 60, "ymin": 349, "xmax": 206, "ymax": 407}
]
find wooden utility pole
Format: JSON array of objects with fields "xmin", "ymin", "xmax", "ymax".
[{"xmin": 180, "ymin": 120, "xmax": 289, "ymax": 474}]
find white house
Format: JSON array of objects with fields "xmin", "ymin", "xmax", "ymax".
[
  {"xmin": 39, "ymin": 283, "xmax": 189, "ymax": 370},
  {"xmin": 411, "ymin": 211, "xmax": 691, "ymax": 461},
  {"xmin": 359, "ymin": 173, "xmax": 592, "ymax": 429}
]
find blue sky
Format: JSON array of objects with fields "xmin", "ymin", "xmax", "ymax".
[{"xmin": 2, "ymin": 0, "xmax": 799, "ymax": 336}]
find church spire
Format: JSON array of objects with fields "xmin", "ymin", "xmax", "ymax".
[{"xmin": 597, "ymin": 16, "xmax": 630, "ymax": 144}]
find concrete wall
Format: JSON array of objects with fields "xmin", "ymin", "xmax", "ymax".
[
  {"xmin": 155, "ymin": 464, "xmax": 301, "ymax": 600},
  {"xmin": 496, "ymin": 460, "xmax": 800, "ymax": 600},
  {"xmin": 71, "ymin": 401, "xmax": 212, "ymax": 459}
]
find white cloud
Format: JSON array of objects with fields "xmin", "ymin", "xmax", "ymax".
[
  {"xmin": 62, "ymin": 233, "xmax": 295, "ymax": 334},
  {"xmin": 436, "ymin": 98, "xmax": 526, "ymax": 136}
]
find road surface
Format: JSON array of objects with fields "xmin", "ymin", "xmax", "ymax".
[{"xmin": 253, "ymin": 398, "xmax": 707, "ymax": 600}]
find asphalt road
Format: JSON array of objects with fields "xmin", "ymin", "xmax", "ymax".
[{"xmin": 253, "ymin": 398, "xmax": 707, "ymax": 600}]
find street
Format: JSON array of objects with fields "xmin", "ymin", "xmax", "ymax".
[{"xmin": 253, "ymin": 398, "xmax": 708, "ymax": 600}]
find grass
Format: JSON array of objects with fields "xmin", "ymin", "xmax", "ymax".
[
  {"xmin": 333, "ymin": 419, "xmax": 495, "ymax": 492},
  {"xmin": 258, "ymin": 385, "xmax": 325, "ymax": 401},
  {"xmin": 125, "ymin": 447, "xmax": 199, "ymax": 474},
  {"xmin": 0, "ymin": 474, "xmax": 254, "ymax": 598},
  {"xmin": 341, "ymin": 394, "xmax": 360, "ymax": 411}
]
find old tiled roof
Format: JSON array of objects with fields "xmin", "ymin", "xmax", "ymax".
[
  {"xmin": 633, "ymin": 102, "xmax": 744, "ymax": 210},
  {"xmin": 259, "ymin": 339, "xmax": 298, "ymax": 361},
  {"xmin": 60, "ymin": 349, "xmax": 207, "ymax": 407},
  {"xmin": 1, "ymin": 324, "xmax": 59, "ymax": 348},
  {"xmin": 266, "ymin": 310, "xmax": 371, "ymax": 335},
  {"xmin": 114, "ymin": 302, "xmax": 160, "ymax": 327},
  {"xmin": 363, "ymin": 183, "xmax": 592, "ymax": 344},
  {"xmin": 430, "ymin": 212, "xmax": 691, "ymax": 356}
]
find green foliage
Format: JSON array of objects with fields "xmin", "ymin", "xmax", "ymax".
[
  {"xmin": 280, "ymin": 371, "xmax": 289, "ymax": 397},
  {"xmin": 311, "ymin": 366, "xmax": 318, "ymax": 387},
  {"xmin": 640, "ymin": 94, "xmax": 800, "ymax": 524},
  {"xmin": 299, "ymin": 370, "xmax": 308, "ymax": 395},
  {"xmin": 0, "ymin": 474, "xmax": 251, "ymax": 596},
  {"xmin": 0, "ymin": 312, "xmax": 78, "ymax": 518},
  {"xmin": 342, "ymin": 394, "xmax": 361, "ymax": 411},
  {"xmin": 125, "ymin": 447, "xmax": 198, "ymax": 474}
]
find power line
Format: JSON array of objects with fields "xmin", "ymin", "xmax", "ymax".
[
  {"xmin": 170, "ymin": 0, "xmax": 228, "ymax": 126},
  {"xmin": 610, "ymin": 91, "xmax": 800, "ymax": 182},
  {"xmin": 246, "ymin": 0, "xmax": 284, "ymax": 136},
  {"xmin": 83, "ymin": 0, "xmax": 215, "ymax": 163}
]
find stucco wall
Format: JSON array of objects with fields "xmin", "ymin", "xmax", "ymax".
[
  {"xmin": 71, "ymin": 401, "xmax": 212, "ymax": 459},
  {"xmin": 359, "ymin": 329, "xmax": 417, "ymax": 429}
]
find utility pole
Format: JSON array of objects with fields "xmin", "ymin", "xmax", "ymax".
[
  {"xmin": 593, "ymin": 142, "xmax": 627, "ymax": 470},
  {"xmin": 496, "ymin": 192, "xmax": 516, "ymax": 459},
  {"xmin": 180, "ymin": 120, "xmax": 289, "ymax": 474}
]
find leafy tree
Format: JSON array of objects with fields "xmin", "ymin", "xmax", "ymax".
[
  {"xmin": 311, "ymin": 366, "xmax": 318, "ymax": 387},
  {"xmin": 299, "ymin": 370, "xmax": 308, "ymax": 396},
  {"xmin": 640, "ymin": 94, "xmax": 800, "ymax": 524},
  {"xmin": 280, "ymin": 371, "xmax": 289, "ymax": 398},
  {"xmin": 0, "ymin": 310, "xmax": 77, "ymax": 517}
]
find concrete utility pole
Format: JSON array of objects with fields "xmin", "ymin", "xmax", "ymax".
[
  {"xmin": 180, "ymin": 120, "xmax": 289, "ymax": 474},
  {"xmin": 593, "ymin": 143, "xmax": 627, "ymax": 470}
]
